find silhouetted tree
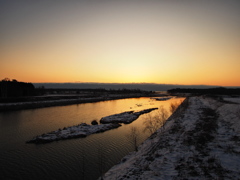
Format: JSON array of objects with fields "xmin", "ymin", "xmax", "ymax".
[
  {"xmin": 126, "ymin": 127, "xmax": 140, "ymax": 151},
  {"xmin": 36, "ymin": 86, "xmax": 45, "ymax": 95},
  {"xmin": 2, "ymin": 78, "xmax": 10, "ymax": 82},
  {"xmin": 169, "ymin": 102, "xmax": 178, "ymax": 113},
  {"xmin": 80, "ymin": 149, "xmax": 86, "ymax": 180},
  {"xmin": 98, "ymin": 143, "xmax": 106, "ymax": 179},
  {"xmin": 1, "ymin": 78, "xmax": 11, "ymax": 98},
  {"xmin": 144, "ymin": 106, "xmax": 169, "ymax": 134},
  {"xmin": 0, "ymin": 78, "xmax": 35, "ymax": 98}
]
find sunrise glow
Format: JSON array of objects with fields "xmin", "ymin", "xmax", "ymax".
[{"xmin": 1, "ymin": 0, "xmax": 240, "ymax": 86}]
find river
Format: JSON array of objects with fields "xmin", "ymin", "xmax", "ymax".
[{"xmin": 0, "ymin": 97, "xmax": 184, "ymax": 180}]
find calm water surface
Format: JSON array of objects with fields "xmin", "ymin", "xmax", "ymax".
[{"xmin": 0, "ymin": 97, "xmax": 184, "ymax": 180}]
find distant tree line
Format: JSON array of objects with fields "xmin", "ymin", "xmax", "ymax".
[
  {"xmin": 42, "ymin": 88, "xmax": 152, "ymax": 95},
  {"xmin": 0, "ymin": 78, "xmax": 35, "ymax": 98},
  {"xmin": 168, "ymin": 87, "xmax": 240, "ymax": 95}
]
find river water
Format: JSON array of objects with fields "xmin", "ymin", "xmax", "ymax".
[{"xmin": 0, "ymin": 97, "xmax": 184, "ymax": 180}]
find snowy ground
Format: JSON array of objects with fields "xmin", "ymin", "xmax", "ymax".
[
  {"xmin": 103, "ymin": 96, "xmax": 240, "ymax": 179},
  {"xmin": 223, "ymin": 97, "xmax": 240, "ymax": 104},
  {"xmin": 27, "ymin": 123, "xmax": 121, "ymax": 143},
  {"xmin": 100, "ymin": 108, "xmax": 158, "ymax": 124}
]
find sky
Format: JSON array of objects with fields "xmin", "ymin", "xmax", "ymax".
[{"xmin": 1, "ymin": 0, "xmax": 240, "ymax": 86}]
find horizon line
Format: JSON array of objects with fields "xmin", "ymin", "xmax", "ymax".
[{"xmin": 32, "ymin": 82, "xmax": 240, "ymax": 88}]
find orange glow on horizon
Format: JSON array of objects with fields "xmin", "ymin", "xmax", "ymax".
[{"xmin": 1, "ymin": 1, "xmax": 240, "ymax": 87}]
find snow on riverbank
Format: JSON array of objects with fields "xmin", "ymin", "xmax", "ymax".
[
  {"xmin": 100, "ymin": 108, "xmax": 158, "ymax": 124},
  {"xmin": 27, "ymin": 123, "xmax": 121, "ymax": 143},
  {"xmin": 103, "ymin": 96, "xmax": 240, "ymax": 179},
  {"xmin": 223, "ymin": 97, "xmax": 240, "ymax": 104}
]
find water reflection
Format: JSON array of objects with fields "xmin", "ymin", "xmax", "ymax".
[
  {"xmin": 142, "ymin": 99, "xmax": 184, "ymax": 135},
  {"xmin": 0, "ymin": 97, "xmax": 184, "ymax": 180},
  {"xmin": 126, "ymin": 126, "xmax": 140, "ymax": 152},
  {"xmin": 143, "ymin": 106, "xmax": 169, "ymax": 135}
]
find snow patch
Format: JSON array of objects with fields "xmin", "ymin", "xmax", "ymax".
[
  {"xmin": 27, "ymin": 123, "xmax": 121, "ymax": 144},
  {"xmin": 100, "ymin": 108, "xmax": 158, "ymax": 124},
  {"xmin": 103, "ymin": 96, "xmax": 240, "ymax": 179}
]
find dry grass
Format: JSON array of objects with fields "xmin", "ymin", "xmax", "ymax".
[{"xmin": 143, "ymin": 106, "xmax": 169, "ymax": 134}]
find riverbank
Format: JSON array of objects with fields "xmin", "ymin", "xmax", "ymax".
[
  {"xmin": 0, "ymin": 92, "xmax": 161, "ymax": 111},
  {"xmin": 103, "ymin": 96, "xmax": 240, "ymax": 179}
]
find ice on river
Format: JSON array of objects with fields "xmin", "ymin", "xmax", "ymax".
[
  {"xmin": 100, "ymin": 108, "xmax": 158, "ymax": 124},
  {"xmin": 27, "ymin": 123, "xmax": 121, "ymax": 144},
  {"xmin": 27, "ymin": 107, "xmax": 158, "ymax": 144}
]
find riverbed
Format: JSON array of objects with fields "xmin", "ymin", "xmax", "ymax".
[{"xmin": 0, "ymin": 97, "xmax": 183, "ymax": 180}]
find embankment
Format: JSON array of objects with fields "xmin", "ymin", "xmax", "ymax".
[{"xmin": 102, "ymin": 96, "xmax": 240, "ymax": 179}]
